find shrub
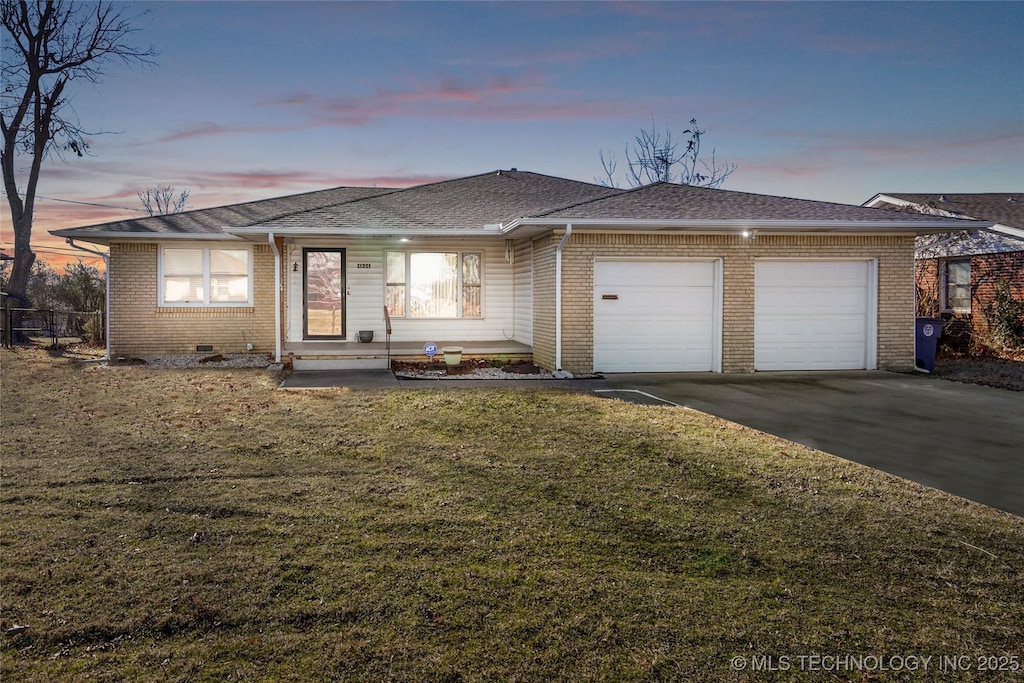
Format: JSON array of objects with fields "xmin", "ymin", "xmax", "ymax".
[{"xmin": 981, "ymin": 279, "xmax": 1024, "ymax": 348}]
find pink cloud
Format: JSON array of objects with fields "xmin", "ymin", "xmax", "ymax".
[
  {"xmin": 152, "ymin": 122, "xmax": 303, "ymax": 144},
  {"xmin": 265, "ymin": 70, "xmax": 636, "ymax": 126}
]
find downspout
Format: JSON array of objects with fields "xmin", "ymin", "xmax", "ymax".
[
  {"xmin": 65, "ymin": 239, "xmax": 110, "ymax": 362},
  {"xmin": 268, "ymin": 232, "xmax": 282, "ymax": 363},
  {"xmin": 554, "ymin": 223, "xmax": 572, "ymax": 372}
]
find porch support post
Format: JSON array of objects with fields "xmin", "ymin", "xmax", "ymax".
[
  {"xmin": 268, "ymin": 232, "xmax": 282, "ymax": 363},
  {"xmin": 555, "ymin": 223, "xmax": 572, "ymax": 371}
]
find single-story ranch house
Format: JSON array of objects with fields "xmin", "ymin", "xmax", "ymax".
[
  {"xmin": 863, "ymin": 193, "xmax": 1024, "ymax": 348},
  {"xmin": 52, "ymin": 170, "xmax": 985, "ymax": 374}
]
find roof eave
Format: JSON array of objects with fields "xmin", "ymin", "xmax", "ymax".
[
  {"xmin": 499, "ymin": 217, "xmax": 989, "ymax": 237},
  {"xmin": 47, "ymin": 228, "xmax": 242, "ymax": 246},
  {"xmin": 227, "ymin": 227, "xmax": 505, "ymax": 239}
]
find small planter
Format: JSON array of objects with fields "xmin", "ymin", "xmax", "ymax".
[
  {"xmin": 357, "ymin": 330, "xmax": 374, "ymax": 343},
  {"xmin": 441, "ymin": 346, "xmax": 463, "ymax": 365}
]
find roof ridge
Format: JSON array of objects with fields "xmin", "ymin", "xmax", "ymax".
[
  {"xmin": 523, "ymin": 180, "xmax": 636, "ymax": 218},
  {"xmin": 134, "ymin": 184, "xmax": 396, "ymax": 227},
  {"xmin": 253, "ymin": 186, "xmax": 405, "ymax": 224}
]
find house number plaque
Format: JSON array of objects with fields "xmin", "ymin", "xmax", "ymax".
[{"xmin": 356, "ymin": 263, "xmax": 372, "ymax": 269}]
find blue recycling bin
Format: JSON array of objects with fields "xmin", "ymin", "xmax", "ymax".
[{"xmin": 915, "ymin": 317, "xmax": 944, "ymax": 373}]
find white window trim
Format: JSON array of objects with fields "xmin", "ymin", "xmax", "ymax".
[
  {"xmin": 384, "ymin": 250, "xmax": 483, "ymax": 319},
  {"xmin": 158, "ymin": 244, "xmax": 254, "ymax": 307}
]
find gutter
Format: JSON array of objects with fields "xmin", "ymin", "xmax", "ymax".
[
  {"xmin": 555, "ymin": 224, "xmax": 572, "ymax": 372},
  {"xmin": 499, "ymin": 216, "xmax": 988, "ymax": 236},
  {"xmin": 268, "ymin": 233, "xmax": 282, "ymax": 363},
  {"xmin": 65, "ymin": 239, "xmax": 110, "ymax": 363}
]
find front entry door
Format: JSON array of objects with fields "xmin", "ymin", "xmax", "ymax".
[{"xmin": 303, "ymin": 248, "xmax": 346, "ymax": 339}]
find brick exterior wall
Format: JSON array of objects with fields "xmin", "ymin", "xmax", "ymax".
[
  {"xmin": 531, "ymin": 236, "xmax": 558, "ymax": 370},
  {"xmin": 916, "ymin": 250, "xmax": 1024, "ymax": 344},
  {"xmin": 532, "ymin": 232, "xmax": 916, "ymax": 374},
  {"xmin": 108, "ymin": 242, "xmax": 276, "ymax": 356}
]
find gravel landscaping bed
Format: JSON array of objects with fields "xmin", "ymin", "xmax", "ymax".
[{"xmin": 392, "ymin": 359, "xmax": 589, "ymax": 380}]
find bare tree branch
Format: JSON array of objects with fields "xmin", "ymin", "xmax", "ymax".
[
  {"xmin": 138, "ymin": 185, "xmax": 190, "ymax": 216},
  {"xmin": 597, "ymin": 117, "xmax": 737, "ymax": 189},
  {"xmin": 1, "ymin": 0, "xmax": 155, "ymax": 309}
]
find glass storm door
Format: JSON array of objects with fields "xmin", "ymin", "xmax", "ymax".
[{"xmin": 303, "ymin": 248, "xmax": 346, "ymax": 339}]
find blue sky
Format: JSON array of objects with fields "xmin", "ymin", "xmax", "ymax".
[{"xmin": 6, "ymin": 0, "xmax": 1023, "ymax": 263}]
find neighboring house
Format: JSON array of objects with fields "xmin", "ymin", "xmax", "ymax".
[
  {"xmin": 52, "ymin": 170, "xmax": 984, "ymax": 374},
  {"xmin": 863, "ymin": 193, "xmax": 1024, "ymax": 346}
]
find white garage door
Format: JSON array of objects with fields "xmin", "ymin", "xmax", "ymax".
[
  {"xmin": 755, "ymin": 260, "xmax": 872, "ymax": 371},
  {"xmin": 594, "ymin": 260, "xmax": 719, "ymax": 372}
]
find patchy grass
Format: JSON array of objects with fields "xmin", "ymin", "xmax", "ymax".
[{"xmin": 1, "ymin": 347, "xmax": 1022, "ymax": 682}]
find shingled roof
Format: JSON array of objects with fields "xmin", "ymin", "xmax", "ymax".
[
  {"xmin": 868, "ymin": 193, "xmax": 1024, "ymax": 230},
  {"xmin": 53, "ymin": 170, "xmax": 986, "ymax": 244},
  {"xmin": 244, "ymin": 170, "xmax": 622, "ymax": 233},
  {"xmin": 51, "ymin": 186, "xmax": 395, "ymax": 238},
  {"xmin": 536, "ymin": 182, "xmax": 983, "ymax": 224},
  {"xmin": 866, "ymin": 193, "xmax": 1024, "ymax": 257}
]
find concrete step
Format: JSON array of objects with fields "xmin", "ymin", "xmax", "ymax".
[{"xmin": 292, "ymin": 357, "xmax": 391, "ymax": 370}]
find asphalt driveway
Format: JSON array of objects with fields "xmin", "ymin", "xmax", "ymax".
[{"xmin": 600, "ymin": 371, "xmax": 1024, "ymax": 518}]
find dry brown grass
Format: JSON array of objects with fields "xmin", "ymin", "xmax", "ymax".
[{"xmin": 2, "ymin": 347, "xmax": 1022, "ymax": 681}]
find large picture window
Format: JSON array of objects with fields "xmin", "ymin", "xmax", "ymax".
[
  {"xmin": 160, "ymin": 246, "xmax": 252, "ymax": 306},
  {"xmin": 385, "ymin": 251, "xmax": 482, "ymax": 318}
]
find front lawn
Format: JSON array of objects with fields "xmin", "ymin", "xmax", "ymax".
[{"xmin": 1, "ymin": 348, "xmax": 1021, "ymax": 681}]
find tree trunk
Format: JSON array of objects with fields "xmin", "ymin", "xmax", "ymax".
[{"xmin": 4, "ymin": 199, "xmax": 35, "ymax": 308}]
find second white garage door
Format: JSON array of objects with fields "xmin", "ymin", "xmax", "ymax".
[
  {"xmin": 755, "ymin": 260, "xmax": 874, "ymax": 371},
  {"xmin": 594, "ymin": 260, "xmax": 720, "ymax": 372}
]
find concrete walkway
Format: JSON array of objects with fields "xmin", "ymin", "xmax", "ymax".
[{"xmin": 601, "ymin": 371, "xmax": 1024, "ymax": 517}]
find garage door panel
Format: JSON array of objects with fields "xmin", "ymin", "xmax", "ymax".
[
  {"xmin": 757, "ymin": 287, "xmax": 865, "ymax": 315},
  {"xmin": 597, "ymin": 285, "xmax": 713, "ymax": 316},
  {"xmin": 600, "ymin": 260, "xmax": 715, "ymax": 287},
  {"xmin": 594, "ymin": 261, "xmax": 718, "ymax": 373},
  {"xmin": 755, "ymin": 261, "xmax": 871, "ymax": 371},
  {"xmin": 757, "ymin": 315, "xmax": 865, "ymax": 342}
]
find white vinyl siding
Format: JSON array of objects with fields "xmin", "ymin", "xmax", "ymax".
[
  {"xmin": 284, "ymin": 239, "xmax": 514, "ymax": 343},
  {"xmin": 159, "ymin": 245, "xmax": 252, "ymax": 306},
  {"xmin": 513, "ymin": 240, "xmax": 533, "ymax": 345}
]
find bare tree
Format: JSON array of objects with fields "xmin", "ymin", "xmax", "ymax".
[
  {"xmin": 138, "ymin": 185, "xmax": 190, "ymax": 216},
  {"xmin": 1, "ymin": 0, "xmax": 155, "ymax": 308},
  {"xmin": 597, "ymin": 118, "xmax": 737, "ymax": 189}
]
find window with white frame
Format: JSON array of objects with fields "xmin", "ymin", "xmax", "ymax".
[
  {"xmin": 944, "ymin": 258, "xmax": 971, "ymax": 313},
  {"xmin": 385, "ymin": 251, "xmax": 481, "ymax": 318},
  {"xmin": 160, "ymin": 246, "xmax": 252, "ymax": 306}
]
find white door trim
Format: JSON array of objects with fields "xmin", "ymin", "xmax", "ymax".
[
  {"xmin": 593, "ymin": 257, "xmax": 722, "ymax": 373},
  {"xmin": 754, "ymin": 258, "xmax": 877, "ymax": 371}
]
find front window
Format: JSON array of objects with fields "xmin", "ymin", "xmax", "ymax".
[
  {"xmin": 160, "ymin": 246, "xmax": 252, "ymax": 306},
  {"xmin": 944, "ymin": 258, "xmax": 971, "ymax": 313},
  {"xmin": 385, "ymin": 251, "xmax": 482, "ymax": 318}
]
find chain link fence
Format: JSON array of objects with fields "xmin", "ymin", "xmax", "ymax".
[{"xmin": 1, "ymin": 298, "xmax": 103, "ymax": 349}]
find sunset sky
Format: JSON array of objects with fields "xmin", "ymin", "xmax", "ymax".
[{"xmin": 2, "ymin": 1, "xmax": 1022, "ymax": 267}]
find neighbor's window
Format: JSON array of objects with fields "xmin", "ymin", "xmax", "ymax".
[
  {"xmin": 160, "ymin": 246, "xmax": 252, "ymax": 306},
  {"xmin": 385, "ymin": 251, "xmax": 482, "ymax": 318},
  {"xmin": 944, "ymin": 258, "xmax": 971, "ymax": 313}
]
